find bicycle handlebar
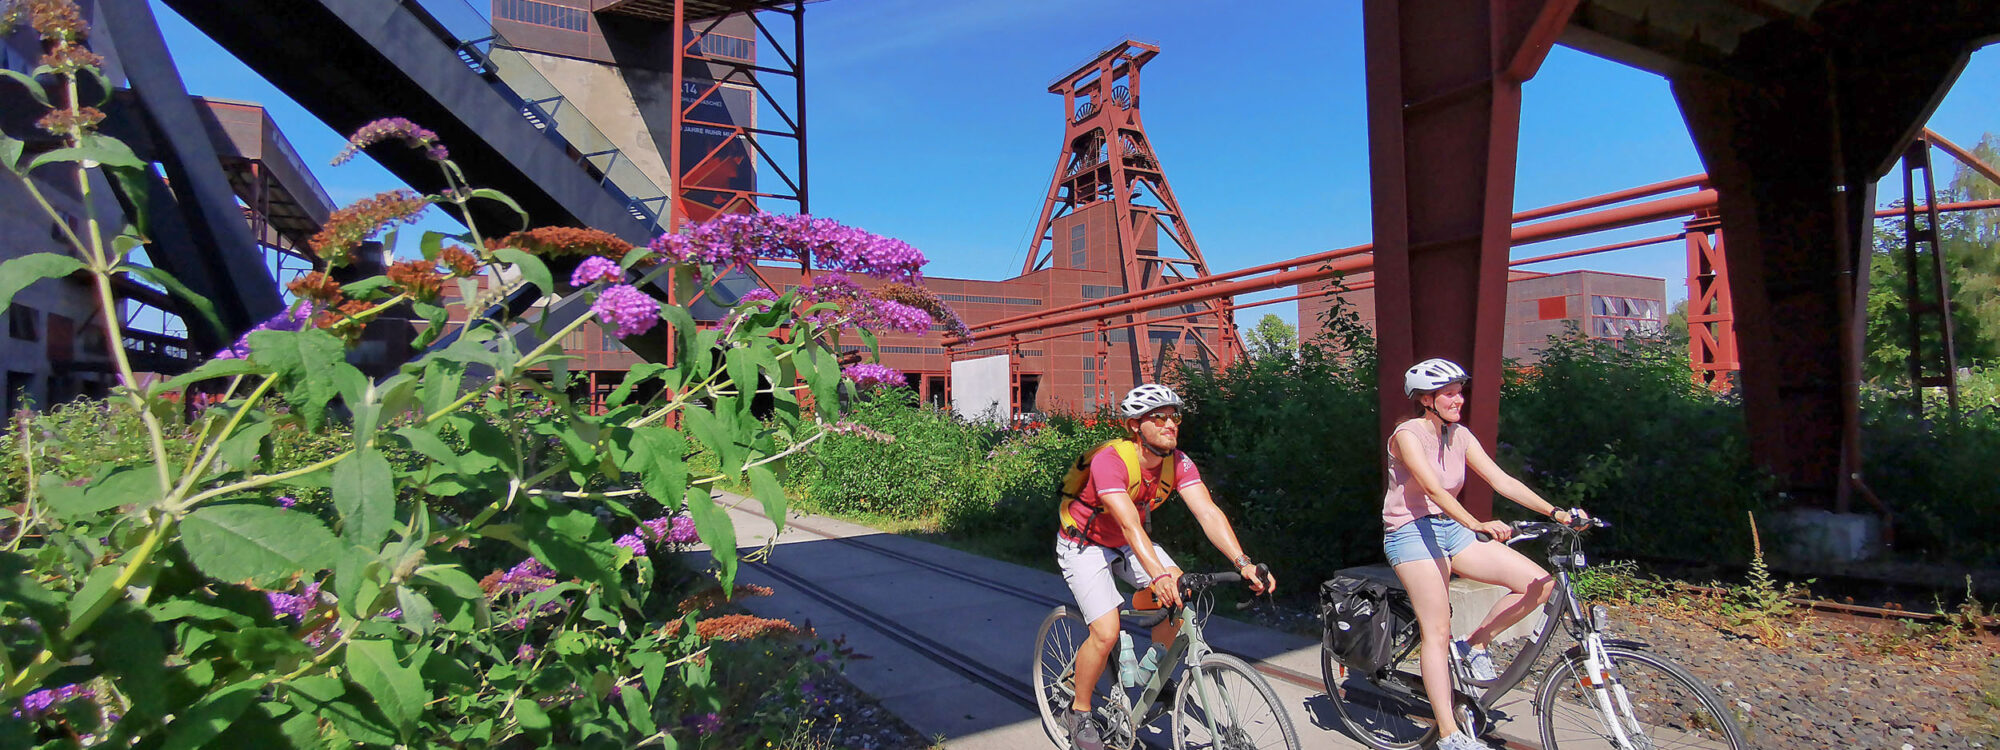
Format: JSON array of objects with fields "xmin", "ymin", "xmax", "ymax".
[
  {"xmin": 1473, "ymin": 515, "xmax": 1609, "ymax": 544},
  {"xmin": 1177, "ymin": 563, "xmax": 1272, "ymax": 598}
]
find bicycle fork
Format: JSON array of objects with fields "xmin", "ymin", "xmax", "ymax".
[{"xmin": 1579, "ymin": 633, "xmax": 1652, "ymax": 750}]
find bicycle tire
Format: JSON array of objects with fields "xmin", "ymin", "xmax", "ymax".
[
  {"xmin": 1171, "ymin": 652, "xmax": 1300, "ymax": 750},
  {"xmin": 1535, "ymin": 644, "xmax": 1748, "ymax": 750},
  {"xmin": 1032, "ymin": 607, "xmax": 1089, "ymax": 748},
  {"xmin": 1321, "ymin": 644, "xmax": 1434, "ymax": 749}
]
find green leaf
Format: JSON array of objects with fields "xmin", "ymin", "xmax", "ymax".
[
  {"xmin": 216, "ymin": 420, "xmax": 272, "ymax": 472},
  {"xmin": 0, "ymin": 69, "xmax": 49, "ymax": 108},
  {"xmin": 511, "ymin": 696, "xmax": 551, "ymax": 732},
  {"xmin": 394, "ymin": 586, "xmax": 436, "ymax": 637},
  {"xmin": 420, "ymin": 358, "xmax": 465, "ymax": 416},
  {"xmin": 631, "ymin": 427, "xmax": 688, "ymax": 506},
  {"xmin": 748, "ymin": 465, "xmax": 789, "ymax": 539},
  {"xmin": 248, "ymin": 328, "xmax": 346, "ymax": 430},
  {"xmin": 155, "ymin": 357, "xmax": 262, "ymax": 395},
  {"xmin": 523, "ymin": 501, "xmax": 621, "ymax": 591},
  {"xmin": 28, "ymin": 133, "xmax": 148, "ymax": 172},
  {"xmin": 41, "ymin": 466, "xmax": 161, "ymax": 519},
  {"xmin": 394, "ymin": 427, "xmax": 458, "ymax": 471},
  {"xmin": 179, "ymin": 505, "xmax": 339, "ymax": 587},
  {"xmin": 0, "ymin": 553, "xmax": 63, "ymax": 625},
  {"xmin": 66, "ymin": 564, "xmax": 123, "ymax": 627},
  {"xmin": 683, "ymin": 486, "xmax": 738, "ymax": 588},
  {"xmin": 0, "ymin": 134, "xmax": 23, "ymax": 173},
  {"xmin": 726, "ymin": 347, "xmax": 758, "ymax": 417},
  {"xmin": 107, "ymin": 167, "xmax": 153, "ymax": 238},
  {"xmin": 120, "ymin": 263, "xmax": 226, "ymax": 340},
  {"xmin": 620, "ymin": 682, "xmax": 657, "ymax": 734},
  {"xmin": 160, "ymin": 678, "xmax": 265, "ymax": 750},
  {"xmin": 608, "ymin": 362, "xmax": 668, "ymax": 409},
  {"xmin": 418, "ymin": 231, "xmax": 456, "ymax": 262},
  {"xmin": 284, "ymin": 676, "xmax": 397, "ymax": 745},
  {"xmin": 619, "ymin": 245, "xmax": 652, "ymax": 270},
  {"xmin": 494, "ymin": 247, "xmax": 553, "ymax": 298},
  {"xmin": 332, "ymin": 450, "xmax": 396, "ymax": 546},
  {"xmin": 148, "ymin": 599, "xmax": 253, "ymax": 627},
  {"xmin": 806, "ymin": 347, "xmax": 839, "ymax": 421},
  {"xmin": 413, "ymin": 564, "xmax": 484, "ymax": 602},
  {"xmin": 91, "ymin": 604, "xmax": 167, "ymax": 717},
  {"xmin": 0, "ymin": 252, "xmax": 86, "ymax": 315},
  {"xmin": 346, "ymin": 639, "xmax": 427, "ymax": 733},
  {"xmin": 331, "ymin": 364, "xmax": 380, "ymax": 443},
  {"xmin": 468, "ymin": 188, "xmax": 529, "ymax": 230},
  {"xmin": 681, "ymin": 406, "xmax": 740, "ymax": 477}
]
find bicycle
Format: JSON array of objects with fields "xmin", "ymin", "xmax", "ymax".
[
  {"xmin": 1033, "ymin": 567, "xmax": 1302, "ymax": 750},
  {"xmin": 1322, "ymin": 518, "xmax": 1747, "ymax": 749}
]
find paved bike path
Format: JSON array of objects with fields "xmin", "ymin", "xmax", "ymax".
[{"xmin": 705, "ymin": 491, "xmax": 1396, "ymax": 750}]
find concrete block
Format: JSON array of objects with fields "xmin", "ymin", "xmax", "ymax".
[
  {"xmin": 1337, "ymin": 565, "xmax": 1546, "ymax": 645},
  {"xmin": 1767, "ymin": 509, "xmax": 1883, "ymax": 563}
]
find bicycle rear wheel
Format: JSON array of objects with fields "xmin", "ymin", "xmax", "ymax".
[
  {"xmin": 1536, "ymin": 644, "xmax": 1747, "ymax": 750},
  {"xmin": 1172, "ymin": 653, "xmax": 1300, "ymax": 750},
  {"xmin": 1322, "ymin": 644, "xmax": 1435, "ymax": 749}
]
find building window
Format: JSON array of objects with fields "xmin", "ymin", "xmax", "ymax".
[
  {"xmin": 7, "ymin": 305, "xmax": 37, "ymax": 342},
  {"xmin": 1589, "ymin": 295, "xmax": 1664, "ymax": 338},
  {"xmin": 495, "ymin": 0, "xmax": 589, "ymax": 32},
  {"xmin": 1069, "ymin": 224, "xmax": 1088, "ymax": 268},
  {"xmin": 694, "ymin": 32, "xmax": 753, "ymax": 61}
]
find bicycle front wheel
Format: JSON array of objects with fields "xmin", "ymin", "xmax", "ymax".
[
  {"xmin": 1536, "ymin": 644, "xmax": 1748, "ymax": 750},
  {"xmin": 1322, "ymin": 645, "xmax": 1434, "ymax": 749},
  {"xmin": 1032, "ymin": 607, "xmax": 1090, "ymax": 747},
  {"xmin": 1171, "ymin": 653, "xmax": 1300, "ymax": 750}
]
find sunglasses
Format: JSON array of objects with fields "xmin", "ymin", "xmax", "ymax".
[{"xmin": 1139, "ymin": 412, "xmax": 1184, "ymax": 425}]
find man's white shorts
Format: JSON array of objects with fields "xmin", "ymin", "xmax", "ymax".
[{"xmin": 1056, "ymin": 536, "xmax": 1179, "ymax": 623}]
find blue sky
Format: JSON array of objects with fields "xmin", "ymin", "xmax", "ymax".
[{"xmin": 149, "ymin": 0, "xmax": 2000, "ymax": 327}]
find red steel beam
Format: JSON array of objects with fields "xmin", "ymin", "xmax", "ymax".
[
  {"xmin": 1923, "ymin": 129, "xmax": 2000, "ymax": 190},
  {"xmin": 1512, "ymin": 174, "xmax": 1707, "ymax": 222}
]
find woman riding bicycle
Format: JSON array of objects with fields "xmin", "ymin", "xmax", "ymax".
[{"xmin": 1385, "ymin": 358, "xmax": 1587, "ymax": 750}]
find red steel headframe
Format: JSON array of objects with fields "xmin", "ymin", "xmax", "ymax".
[{"xmin": 1020, "ymin": 40, "xmax": 1244, "ymax": 394}]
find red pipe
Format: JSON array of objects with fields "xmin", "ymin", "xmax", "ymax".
[
  {"xmin": 1511, "ymin": 233, "xmax": 1681, "ymax": 266},
  {"xmin": 1512, "ymin": 190, "xmax": 1718, "ymax": 246},
  {"xmin": 1513, "ymin": 174, "xmax": 1707, "ymax": 223},
  {"xmin": 1873, "ymin": 197, "xmax": 2000, "ymax": 218}
]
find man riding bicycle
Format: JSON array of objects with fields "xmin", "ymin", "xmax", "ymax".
[{"xmin": 1055, "ymin": 383, "xmax": 1276, "ymax": 750}]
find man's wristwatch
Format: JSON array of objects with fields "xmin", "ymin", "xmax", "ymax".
[{"xmin": 1231, "ymin": 554, "xmax": 1254, "ymax": 569}]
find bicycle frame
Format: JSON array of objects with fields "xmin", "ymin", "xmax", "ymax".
[{"xmin": 1125, "ymin": 596, "xmax": 1239, "ymax": 741}]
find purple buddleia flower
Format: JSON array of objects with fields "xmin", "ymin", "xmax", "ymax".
[
  {"xmin": 515, "ymin": 644, "xmax": 537, "ymax": 662},
  {"xmin": 647, "ymin": 213, "xmax": 926, "ymax": 283},
  {"xmin": 668, "ymin": 515, "xmax": 698, "ymax": 544},
  {"xmin": 592, "ymin": 284, "xmax": 659, "ymax": 338},
  {"xmin": 333, "ymin": 117, "xmax": 448, "ymax": 165},
  {"xmin": 267, "ymin": 581, "xmax": 323, "ymax": 622},
  {"xmin": 213, "ymin": 301, "xmax": 318, "ymax": 360},
  {"xmin": 14, "ymin": 683, "xmax": 94, "ymax": 719},
  {"xmin": 276, "ymin": 495, "xmax": 297, "ymax": 508},
  {"xmin": 494, "ymin": 558, "xmax": 558, "ymax": 595},
  {"xmin": 683, "ymin": 712, "xmax": 723, "ymax": 736},
  {"xmin": 614, "ymin": 533, "xmax": 646, "ymax": 557},
  {"xmin": 843, "ymin": 364, "xmax": 905, "ymax": 390},
  {"xmin": 569, "ymin": 256, "xmax": 623, "ymax": 287}
]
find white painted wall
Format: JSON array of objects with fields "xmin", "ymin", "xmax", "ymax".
[{"xmin": 949, "ymin": 354, "xmax": 1010, "ymax": 424}]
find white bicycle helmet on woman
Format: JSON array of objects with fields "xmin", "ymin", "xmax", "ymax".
[
  {"xmin": 1402, "ymin": 358, "xmax": 1469, "ymax": 398},
  {"xmin": 1119, "ymin": 383, "xmax": 1183, "ymax": 419}
]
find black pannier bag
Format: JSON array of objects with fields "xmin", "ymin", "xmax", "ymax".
[{"xmin": 1320, "ymin": 575, "xmax": 1395, "ymax": 676}]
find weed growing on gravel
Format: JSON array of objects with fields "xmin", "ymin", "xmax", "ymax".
[
  {"xmin": 1571, "ymin": 559, "xmax": 1676, "ymax": 604},
  {"xmin": 1722, "ymin": 513, "xmax": 1812, "ymax": 644}
]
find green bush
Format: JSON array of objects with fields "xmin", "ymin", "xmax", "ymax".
[
  {"xmin": 795, "ymin": 389, "xmax": 990, "ymax": 520},
  {"xmin": 1859, "ymin": 371, "xmax": 2000, "ymax": 565}
]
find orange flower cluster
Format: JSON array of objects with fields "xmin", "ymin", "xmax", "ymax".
[
  {"xmin": 309, "ymin": 190, "xmax": 428, "ymax": 267},
  {"xmin": 658, "ymin": 619, "xmax": 686, "ymax": 639},
  {"xmin": 36, "ymin": 105, "xmax": 104, "ymax": 137},
  {"xmin": 313, "ymin": 299, "xmax": 374, "ymax": 343},
  {"xmin": 285, "ymin": 272, "xmax": 343, "ymax": 305},
  {"xmin": 487, "ymin": 226, "xmax": 634, "ymax": 261},
  {"xmin": 439, "ymin": 246, "xmax": 481, "ymax": 277},
  {"xmin": 676, "ymin": 584, "xmax": 775, "ymax": 615},
  {"xmin": 24, "ymin": 0, "xmax": 84, "ymax": 40},
  {"xmin": 693, "ymin": 613, "xmax": 805, "ymax": 642},
  {"xmin": 386, "ymin": 259, "xmax": 445, "ymax": 303},
  {"xmin": 40, "ymin": 43, "xmax": 100, "ymax": 73}
]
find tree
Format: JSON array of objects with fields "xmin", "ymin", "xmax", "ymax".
[
  {"xmin": 1864, "ymin": 133, "xmax": 2000, "ymax": 384},
  {"xmin": 1244, "ymin": 313, "xmax": 1298, "ymax": 360}
]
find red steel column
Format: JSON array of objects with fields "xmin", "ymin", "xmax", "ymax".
[
  {"xmin": 1364, "ymin": 0, "xmax": 1577, "ymax": 517},
  {"xmin": 1684, "ymin": 212, "xmax": 1738, "ymax": 388}
]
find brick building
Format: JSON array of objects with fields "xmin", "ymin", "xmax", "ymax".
[{"xmin": 1298, "ymin": 262, "xmax": 1667, "ymax": 364}]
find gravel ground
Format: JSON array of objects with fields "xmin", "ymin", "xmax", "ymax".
[{"xmin": 791, "ymin": 671, "xmax": 935, "ymax": 750}]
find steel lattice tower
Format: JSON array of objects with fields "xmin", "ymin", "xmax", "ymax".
[{"xmin": 1023, "ymin": 40, "xmax": 1242, "ymax": 391}]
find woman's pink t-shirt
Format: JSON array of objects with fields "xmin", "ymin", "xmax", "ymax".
[{"xmin": 1381, "ymin": 418, "xmax": 1478, "ymax": 531}]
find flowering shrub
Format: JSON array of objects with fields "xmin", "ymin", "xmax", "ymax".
[{"xmin": 0, "ymin": 7, "xmax": 923, "ymax": 744}]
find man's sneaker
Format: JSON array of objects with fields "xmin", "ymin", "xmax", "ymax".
[
  {"xmin": 1059, "ymin": 708, "xmax": 1105, "ymax": 750},
  {"xmin": 1454, "ymin": 640, "xmax": 1497, "ymax": 682},
  {"xmin": 1436, "ymin": 729, "xmax": 1486, "ymax": 749}
]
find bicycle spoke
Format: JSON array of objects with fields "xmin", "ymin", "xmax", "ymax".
[{"xmin": 1173, "ymin": 656, "xmax": 1297, "ymax": 750}]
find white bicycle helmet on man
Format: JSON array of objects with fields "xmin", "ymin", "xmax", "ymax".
[{"xmin": 1119, "ymin": 383, "xmax": 1184, "ymax": 419}]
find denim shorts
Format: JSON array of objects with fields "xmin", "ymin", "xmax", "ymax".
[{"xmin": 1383, "ymin": 515, "xmax": 1475, "ymax": 566}]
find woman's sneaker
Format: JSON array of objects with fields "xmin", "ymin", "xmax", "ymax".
[
  {"xmin": 1454, "ymin": 640, "xmax": 1497, "ymax": 682},
  {"xmin": 1060, "ymin": 708, "xmax": 1105, "ymax": 750},
  {"xmin": 1436, "ymin": 729, "xmax": 1487, "ymax": 749}
]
